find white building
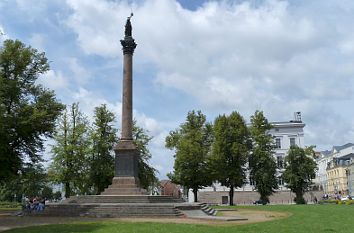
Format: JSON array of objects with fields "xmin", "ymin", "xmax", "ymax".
[
  {"xmin": 189, "ymin": 113, "xmax": 306, "ymax": 202},
  {"xmin": 269, "ymin": 117, "xmax": 305, "ymax": 188},
  {"xmin": 315, "ymin": 150, "xmax": 332, "ymax": 193}
]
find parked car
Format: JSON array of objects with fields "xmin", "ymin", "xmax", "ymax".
[
  {"xmin": 253, "ymin": 199, "xmax": 269, "ymax": 205},
  {"xmin": 340, "ymin": 196, "xmax": 353, "ymax": 201}
]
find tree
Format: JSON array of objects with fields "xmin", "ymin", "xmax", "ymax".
[
  {"xmin": 282, "ymin": 146, "xmax": 317, "ymax": 204},
  {"xmin": 249, "ymin": 110, "xmax": 278, "ymax": 204},
  {"xmin": 49, "ymin": 103, "xmax": 91, "ymax": 198},
  {"xmin": 132, "ymin": 121, "xmax": 158, "ymax": 190},
  {"xmin": 89, "ymin": 104, "xmax": 117, "ymax": 194},
  {"xmin": 166, "ymin": 110, "xmax": 213, "ymax": 202},
  {"xmin": 0, "ymin": 39, "xmax": 64, "ymax": 182},
  {"xmin": 0, "ymin": 162, "xmax": 48, "ymax": 201},
  {"xmin": 53, "ymin": 191, "xmax": 62, "ymax": 201},
  {"xmin": 20, "ymin": 163, "xmax": 48, "ymax": 198},
  {"xmin": 41, "ymin": 186, "xmax": 54, "ymax": 200},
  {"xmin": 209, "ymin": 111, "xmax": 251, "ymax": 205}
]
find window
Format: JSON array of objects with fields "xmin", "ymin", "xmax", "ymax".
[
  {"xmin": 290, "ymin": 138, "xmax": 296, "ymax": 147},
  {"xmin": 277, "ymin": 156, "xmax": 284, "ymax": 169},
  {"xmin": 249, "ymin": 177, "xmax": 255, "ymax": 186},
  {"xmin": 278, "ymin": 177, "xmax": 284, "ymax": 186},
  {"xmin": 275, "ymin": 138, "xmax": 281, "ymax": 149}
]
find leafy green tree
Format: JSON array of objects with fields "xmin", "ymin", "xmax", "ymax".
[
  {"xmin": 0, "ymin": 162, "xmax": 48, "ymax": 201},
  {"xmin": 41, "ymin": 186, "xmax": 54, "ymax": 200},
  {"xmin": 53, "ymin": 191, "xmax": 62, "ymax": 201},
  {"xmin": 132, "ymin": 121, "xmax": 158, "ymax": 190},
  {"xmin": 166, "ymin": 110, "xmax": 213, "ymax": 202},
  {"xmin": 89, "ymin": 104, "xmax": 117, "ymax": 194},
  {"xmin": 0, "ymin": 180, "xmax": 22, "ymax": 202},
  {"xmin": 49, "ymin": 103, "xmax": 91, "ymax": 198},
  {"xmin": 283, "ymin": 146, "xmax": 317, "ymax": 204},
  {"xmin": 21, "ymin": 163, "xmax": 48, "ymax": 198},
  {"xmin": 0, "ymin": 39, "xmax": 64, "ymax": 182},
  {"xmin": 249, "ymin": 110, "xmax": 278, "ymax": 204},
  {"xmin": 209, "ymin": 111, "xmax": 251, "ymax": 205}
]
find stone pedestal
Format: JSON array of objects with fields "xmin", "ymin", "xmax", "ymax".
[
  {"xmin": 101, "ymin": 140, "xmax": 147, "ymax": 195},
  {"xmin": 101, "ymin": 177, "xmax": 147, "ymax": 195}
]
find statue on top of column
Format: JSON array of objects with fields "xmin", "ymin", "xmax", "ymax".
[{"xmin": 125, "ymin": 13, "xmax": 133, "ymax": 37}]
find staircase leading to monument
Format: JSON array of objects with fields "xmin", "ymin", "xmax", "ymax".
[
  {"xmin": 63, "ymin": 195, "xmax": 185, "ymax": 204},
  {"xmin": 38, "ymin": 196, "xmax": 207, "ymax": 218}
]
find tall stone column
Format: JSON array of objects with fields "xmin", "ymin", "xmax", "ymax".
[
  {"xmin": 120, "ymin": 18, "xmax": 136, "ymax": 141},
  {"xmin": 101, "ymin": 16, "xmax": 146, "ymax": 195}
]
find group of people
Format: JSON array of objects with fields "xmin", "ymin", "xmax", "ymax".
[{"xmin": 23, "ymin": 196, "xmax": 46, "ymax": 212}]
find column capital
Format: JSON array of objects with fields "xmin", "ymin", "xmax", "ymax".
[{"xmin": 120, "ymin": 37, "xmax": 137, "ymax": 55}]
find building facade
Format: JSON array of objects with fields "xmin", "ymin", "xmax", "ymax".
[
  {"xmin": 269, "ymin": 119, "xmax": 305, "ymax": 189},
  {"xmin": 314, "ymin": 143, "xmax": 354, "ymax": 196}
]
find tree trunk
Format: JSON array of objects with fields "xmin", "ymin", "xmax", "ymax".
[
  {"xmin": 260, "ymin": 194, "xmax": 269, "ymax": 205},
  {"xmin": 295, "ymin": 190, "xmax": 305, "ymax": 204},
  {"xmin": 229, "ymin": 185, "xmax": 234, "ymax": 206},
  {"xmin": 193, "ymin": 188, "xmax": 198, "ymax": 202},
  {"xmin": 65, "ymin": 182, "xmax": 71, "ymax": 198}
]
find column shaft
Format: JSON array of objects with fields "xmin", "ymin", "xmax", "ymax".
[{"xmin": 121, "ymin": 53, "xmax": 133, "ymax": 140}]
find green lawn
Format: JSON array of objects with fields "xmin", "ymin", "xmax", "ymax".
[{"xmin": 3, "ymin": 205, "xmax": 353, "ymax": 233}]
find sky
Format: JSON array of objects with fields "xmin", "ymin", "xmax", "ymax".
[{"xmin": 1, "ymin": 0, "xmax": 354, "ymax": 179}]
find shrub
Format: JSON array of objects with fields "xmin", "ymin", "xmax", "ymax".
[{"xmin": 0, "ymin": 201, "xmax": 21, "ymax": 208}]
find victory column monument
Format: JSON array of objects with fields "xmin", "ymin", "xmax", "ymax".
[
  {"xmin": 38, "ymin": 16, "xmax": 215, "ymax": 218},
  {"xmin": 101, "ymin": 15, "xmax": 146, "ymax": 195}
]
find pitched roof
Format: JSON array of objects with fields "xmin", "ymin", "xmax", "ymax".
[{"xmin": 333, "ymin": 143, "xmax": 354, "ymax": 152}]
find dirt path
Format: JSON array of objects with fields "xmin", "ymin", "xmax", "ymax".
[{"xmin": 0, "ymin": 209, "xmax": 290, "ymax": 232}]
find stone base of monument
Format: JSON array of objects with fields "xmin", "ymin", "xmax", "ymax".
[
  {"xmin": 34, "ymin": 195, "xmax": 216, "ymax": 218},
  {"xmin": 100, "ymin": 177, "xmax": 147, "ymax": 195}
]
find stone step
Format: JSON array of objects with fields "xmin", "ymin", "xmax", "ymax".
[
  {"xmin": 64, "ymin": 195, "xmax": 184, "ymax": 204},
  {"xmin": 200, "ymin": 203, "xmax": 217, "ymax": 216},
  {"xmin": 38, "ymin": 204, "xmax": 183, "ymax": 217},
  {"xmin": 106, "ymin": 184, "xmax": 140, "ymax": 188},
  {"xmin": 101, "ymin": 189, "xmax": 145, "ymax": 195},
  {"xmin": 111, "ymin": 177, "xmax": 140, "ymax": 185}
]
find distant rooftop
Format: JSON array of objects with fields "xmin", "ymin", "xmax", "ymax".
[
  {"xmin": 321, "ymin": 150, "xmax": 332, "ymax": 157},
  {"xmin": 333, "ymin": 143, "xmax": 354, "ymax": 152}
]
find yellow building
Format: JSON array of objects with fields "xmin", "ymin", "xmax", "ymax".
[
  {"xmin": 326, "ymin": 158, "xmax": 350, "ymax": 195},
  {"xmin": 348, "ymin": 162, "xmax": 354, "ymax": 196}
]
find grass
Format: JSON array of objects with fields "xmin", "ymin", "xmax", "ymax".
[
  {"xmin": 3, "ymin": 205, "xmax": 354, "ymax": 233},
  {"xmin": 0, "ymin": 207, "xmax": 20, "ymax": 211}
]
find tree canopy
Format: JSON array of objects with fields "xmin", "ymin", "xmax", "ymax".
[
  {"xmin": 89, "ymin": 104, "xmax": 117, "ymax": 194},
  {"xmin": 166, "ymin": 110, "xmax": 213, "ymax": 202},
  {"xmin": 132, "ymin": 121, "xmax": 158, "ymax": 190},
  {"xmin": 209, "ymin": 111, "xmax": 252, "ymax": 205},
  {"xmin": 283, "ymin": 146, "xmax": 317, "ymax": 204},
  {"xmin": 0, "ymin": 39, "xmax": 64, "ymax": 182},
  {"xmin": 249, "ymin": 110, "xmax": 278, "ymax": 204},
  {"xmin": 49, "ymin": 103, "xmax": 91, "ymax": 197}
]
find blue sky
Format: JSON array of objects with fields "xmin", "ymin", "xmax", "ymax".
[{"xmin": 1, "ymin": 0, "xmax": 354, "ymax": 179}]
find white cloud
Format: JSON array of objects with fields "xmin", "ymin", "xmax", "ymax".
[
  {"xmin": 37, "ymin": 70, "xmax": 68, "ymax": 91},
  {"xmin": 29, "ymin": 33, "xmax": 46, "ymax": 51},
  {"xmin": 35, "ymin": 0, "xmax": 354, "ymax": 176},
  {"xmin": 71, "ymin": 87, "xmax": 122, "ymax": 122},
  {"xmin": 65, "ymin": 0, "xmax": 127, "ymax": 57},
  {"xmin": 66, "ymin": 57, "xmax": 91, "ymax": 85}
]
